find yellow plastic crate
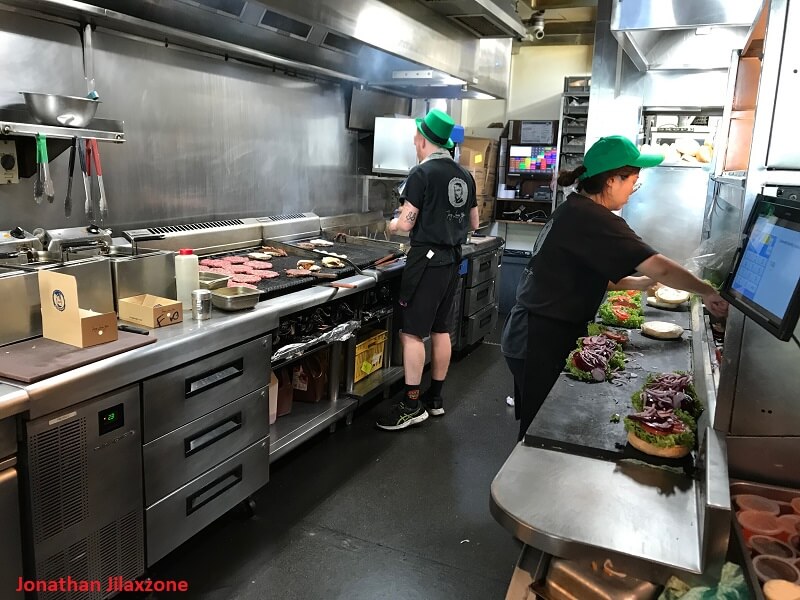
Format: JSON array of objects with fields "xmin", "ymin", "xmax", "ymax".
[{"xmin": 354, "ymin": 330, "xmax": 388, "ymax": 383}]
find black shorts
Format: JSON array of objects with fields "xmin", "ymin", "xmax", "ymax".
[{"xmin": 402, "ymin": 264, "xmax": 458, "ymax": 338}]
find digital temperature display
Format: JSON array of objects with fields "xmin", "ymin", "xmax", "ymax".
[{"xmin": 99, "ymin": 403, "xmax": 125, "ymax": 436}]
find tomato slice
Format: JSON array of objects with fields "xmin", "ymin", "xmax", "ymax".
[
  {"xmin": 610, "ymin": 297, "xmax": 637, "ymax": 309},
  {"xmin": 612, "ymin": 306, "xmax": 630, "ymax": 321}
]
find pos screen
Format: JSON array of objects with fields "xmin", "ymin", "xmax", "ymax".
[{"xmin": 722, "ymin": 193, "xmax": 800, "ymax": 341}]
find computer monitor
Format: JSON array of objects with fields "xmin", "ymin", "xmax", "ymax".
[
  {"xmin": 508, "ymin": 145, "xmax": 557, "ymax": 175},
  {"xmin": 519, "ymin": 121, "xmax": 556, "ymax": 145},
  {"xmin": 722, "ymin": 193, "xmax": 800, "ymax": 341}
]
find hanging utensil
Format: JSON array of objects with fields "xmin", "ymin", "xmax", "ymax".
[
  {"xmin": 86, "ymin": 138, "xmax": 107, "ymax": 219},
  {"xmin": 64, "ymin": 137, "xmax": 77, "ymax": 217},
  {"xmin": 37, "ymin": 134, "xmax": 55, "ymax": 203},
  {"xmin": 78, "ymin": 138, "xmax": 93, "ymax": 220},
  {"xmin": 33, "ymin": 134, "xmax": 46, "ymax": 204}
]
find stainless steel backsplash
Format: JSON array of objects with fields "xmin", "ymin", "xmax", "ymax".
[{"xmin": 0, "ymin": 12, "xmax": 358, "ymax": 233}]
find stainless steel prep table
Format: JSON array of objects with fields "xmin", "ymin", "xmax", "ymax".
[{"xmin": 491, "ymin": 299, "xmax": 731, "ymax": 588}]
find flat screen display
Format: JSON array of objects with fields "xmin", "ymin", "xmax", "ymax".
[
  {"xmin": 508, "ymin": 145, "xmax": 557, "ymax": 175},
  {"xmin": 723, "ymin": 194, "xmax": 800, "ymax": 341},
  {"xmin": 520, "ymin": 121, "xmax": 555, "ymax": 144}
]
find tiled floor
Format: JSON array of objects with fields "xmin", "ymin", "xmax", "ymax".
[{"xmin": 133, "ymin": 336, "xmax": 521, "ymax": 599}]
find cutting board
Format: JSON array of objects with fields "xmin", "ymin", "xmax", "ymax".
[
  {"xmin": 524, "ymin": 303, "xmax": 694, "ymax": 465},
  {"xmin": 0, "ymin": 331, "xmax": 156, "ymax": 383}
]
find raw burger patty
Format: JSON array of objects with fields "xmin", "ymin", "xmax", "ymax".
[
  {"xmin": 202, "ymin": 267, "xmax": 231, "ymax": 276},
  {"xmin": 244, "ymin": 260, "xmax": 273, "ymax": 270},
  {"xmin": 259, "ymin": 270, "xmax": 280, "ymax": 279},
  {"xmin": 231, "ymin": 273, "xmax": 261, "ymax": 284},
  {"xmin": 285, "ymin": 269, "xmax": 313, "ymax": 277},
  {"xmin": 228, "ymin": 280, "xmax": 258, "ymax": 289},
  {"xmin": 225, "ymin": 256, "xmax": 248, "ymax": 264},
  {"xmin": 199, "ymin": 258, "xmax": 229, "ymax": 268},
  {"xmin": 229, "ymin": 265, "xmax": 255, "ymax": 274}
]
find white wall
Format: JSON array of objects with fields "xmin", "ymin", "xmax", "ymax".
[
  {"xmin": 465, "ymin": 45, "xmax": 593, "ymax": 250},
  {"xmin": 462, "ymin": 45, "xmax": 594, "ymax": 128}
]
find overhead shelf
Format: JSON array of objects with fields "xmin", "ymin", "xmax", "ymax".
[{"xmin": 0, "ymin": 110, "xmax": 125, "ymax": 142}]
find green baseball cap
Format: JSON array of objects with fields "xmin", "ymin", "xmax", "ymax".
[
  {"xmin": 581, "ymin": 135, "xmax": 663, "ymax": 179},
  {"xmin": 416, "ymin": 108, "xmax": 455, "ymax": 149}
]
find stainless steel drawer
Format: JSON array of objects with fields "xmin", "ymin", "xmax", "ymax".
[
  {"xmin": 0, "ymin": 466, "xmax": 23, "ymax": 597},
  {"xmin": 146, "ymin": 436, "xmax": 269, "ymax": 566},
  {"xmin": 463, "ymin": 304, "xmax": 498, "ymax": 346},
  {"xmin": 143, "ymin": 387, "xmax": 269, "ymax": 506},
  {"xmin": 0, "ymin": 417, "xmax": 16, "ymax": 459},
  {"xmin": 463, "ymin": 278, "xmax": 495, "ymax": 317},
  {"xmin": 142, "ymin": 335, "xmax": 271, "ymax": 442},
  {"xmin": 466, "ymin": 251, "xmax": 499, "ymax": 288}
]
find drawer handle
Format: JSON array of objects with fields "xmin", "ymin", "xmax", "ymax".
[
  {"xmin": 184, "ymin": 413, "xmax": 243, "ymax": 457},
  {"xmin": 478, "ymin": 260, "xmax": 491, "ymax": 273},
  {"xmin": 185, "ymin": 358, "xmax": 244, "ymax": 398},
  {"xmin": 476, "ymin": 288, "xmax": 489, "ymax": 301},
  {"xmin": 186, "ymin": 465, "xmax": 243, "ymax": 515},
  {"xmin": 479, "ymin": 314, "xmax": 493, "ymax": 327}
]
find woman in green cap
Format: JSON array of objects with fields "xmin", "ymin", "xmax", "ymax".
[{"xmin": 501, "ymin": 135, "xmax": 728, "ymax": 441}]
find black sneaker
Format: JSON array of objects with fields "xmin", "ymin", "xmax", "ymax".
[
  {"xmin": 376, "ymin": 401, "xmax": 429, "ymax": 431},
  {"xmin": 423, "ymin": 396, "xmax": 445, "ymax": 417}
]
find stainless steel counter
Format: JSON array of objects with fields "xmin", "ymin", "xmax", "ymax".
[
  {"xmin": 0, "ymin": 236, "xmax": 502, "ymax": 420},
  {"xmin": 0, "ymin": 382, "xmax": 29, "ymax": 421},
  {"xmin": 490, "ymin": 299, "xmax": 731, "ymax": 585}
]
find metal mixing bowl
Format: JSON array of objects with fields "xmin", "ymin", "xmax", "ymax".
[{"xmin": 20, "ymin": 92, "xmax": 100, "ymax": 127}]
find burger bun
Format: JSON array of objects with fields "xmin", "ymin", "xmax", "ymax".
[{"xmin": 627, "ymin": 432, "xmax": 691, "ymax": 459}]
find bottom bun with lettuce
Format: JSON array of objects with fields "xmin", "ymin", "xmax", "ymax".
[{"xmin": 624, "ymin": 411, "xmax": 694, "ymax": 459}]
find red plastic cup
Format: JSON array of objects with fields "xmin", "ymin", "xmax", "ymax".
[
  {"xmin": 738, "ymin": 511, "xmax": 784, "ymax": 543},
  {"xmin": 734, "ymin": 494, "xmax": 782, "ymax": 515},
  {"xmin": 778, "ymin": 515, "xmax": 800, "ymax": 543}
]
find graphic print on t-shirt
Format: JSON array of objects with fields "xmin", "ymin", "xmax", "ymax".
[{"xmin": 448, "ymin": 177, "xmax": 468, "ymax": 208}]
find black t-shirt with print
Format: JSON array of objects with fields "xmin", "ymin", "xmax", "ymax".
[
  {"xmin": 517, "ymin": 192, "xmax": 658, "ymax": 324},
  {"xmin": 402, "ymin": 156, "xmax": 477, "ymax": 254}
]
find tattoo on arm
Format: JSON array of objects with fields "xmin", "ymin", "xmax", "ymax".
[{"xmin": 404, "ymin": 212, "xmax": 417, "ymax": 224}]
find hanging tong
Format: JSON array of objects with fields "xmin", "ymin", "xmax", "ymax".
[
  {"xmin": 64, "ymin": 137, "xmax": 77, "ymax": 217},
  {"xmin": 34, "ymin": 134, "xmax": 55, "ymax": 204},
  {"xmin": 78, "ymin": 139, "xmax": 93, "ymax": 220},
  {"xmin": 85, "ymin": 139, "xmax": 108, "ymax": 219}
]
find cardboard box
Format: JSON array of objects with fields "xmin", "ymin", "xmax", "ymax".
[
  {"xmin": 38, "ymin": 270, "xmax": 118, "ymax": 348},
  {"xmin": 460, "ymin": 137, "xmax": 497, "ymax": 168},
  {"xmin": 118, "ymin": 294, "xmax": 183, "ymax": 329},
  {"xmin": 459, "ymin": 148, "xmax": 485, "ymax": 168}
]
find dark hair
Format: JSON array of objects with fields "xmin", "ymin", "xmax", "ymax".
[{"xmin": 557, "ymin": 165, "xmax": 641, "ymax": 194}]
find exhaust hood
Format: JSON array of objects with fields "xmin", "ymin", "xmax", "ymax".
[
  {"xmin": 9, "ymin": 0, "xmax": 511, "ymax": 99},
  {"xmin": 418, "ymin": 0, "xmax": 529, "ymax": 38},
  {"xmin": 610, "ymin": 0, "xmax": 762, "ymax": 71}
]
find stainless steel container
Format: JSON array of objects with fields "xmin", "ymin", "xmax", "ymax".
[
  {"xmin": 0, "ymin": 258, "xmax": 113, "ymax": 347},
  {"xmin": 69, "ymin": 246, "xmax": 176, "ymax": 309},
  {"xmin": 191, "ymin": 289, "xmax": 212, "ymax": 320}
]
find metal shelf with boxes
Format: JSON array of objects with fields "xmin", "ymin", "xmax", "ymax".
[
  {"xmin": 495, "ymin": 119, "xmax": 559, "ymax": 224},
  {"xmin": 555, "ymin": 76, "xmax": 591, "ymax": 207}
]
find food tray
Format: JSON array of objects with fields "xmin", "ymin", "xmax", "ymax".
[
  {"xmin": 729, "ymin": 480, "xmax": 800, "ymax": 599},
  {"xmin": 210, "ymin": 286, "xmax": 260, "ymax": 311},
  {"xmin": 199, "ymin": 270, "xmax": 230, "ymax": 289}
]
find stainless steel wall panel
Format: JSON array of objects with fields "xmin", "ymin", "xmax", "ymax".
[
  {"xmin": 0, "ymin": 15, "xmax": 359, "ymax": 233},
  {"xmin": 729, "ymin": 318, "xmax": 800, "ymax": 437},
  {"xmin": 0, "ymin": 12, "xmax": 85, "ymax": 110},
  {"xmin": 766, "ymin": 0, "xmax": 800, "ymax": 170},
  {"xmin": 622, "ymin": 166, "xmax": 709, "ymax": 264}
]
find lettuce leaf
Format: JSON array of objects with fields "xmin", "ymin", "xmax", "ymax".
[
  {"xmin": 608, "ymin": 290, "xmax": 643, "ymax": 307},
  {"xmin": 599, "ymin": 302, "xmax": 644, "ymax": 328}
]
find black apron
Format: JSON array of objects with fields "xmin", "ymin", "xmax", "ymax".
[{"xmin": 399, "ymin": 243, "xmax": 461, "ymax": 306}]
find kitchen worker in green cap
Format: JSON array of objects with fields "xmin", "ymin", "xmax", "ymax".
[
  {"xmin": 501, "ymin": 135, "xmax": 728, "ymax": 441},
  {"xmin": 376, "ymin": 108, "xmax": 479, "ymax": 431}
]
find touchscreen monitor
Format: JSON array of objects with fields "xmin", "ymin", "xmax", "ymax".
[{"xmin": 722, "ymin": 194, "xmax": 800, "ymax": 341}]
